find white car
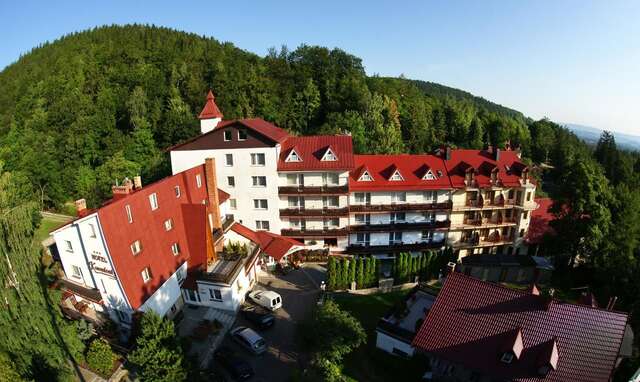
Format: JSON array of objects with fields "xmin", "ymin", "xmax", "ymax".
[{"xmin": 248, "ymin": 290, "xmax": 282, "ymax": 311}]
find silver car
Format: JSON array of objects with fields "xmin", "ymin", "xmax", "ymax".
[{"xmin": 230, "ymin": 326, "xmax": 267, "ymax": 355}]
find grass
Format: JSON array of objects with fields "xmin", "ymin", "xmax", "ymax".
[
  {"xmin": 34, "ymin": 214, "xmax": 73, "ymax": 243},
  {"xmin": 333, "ymin": 291, "xmax": 428, "ymax": 382}
]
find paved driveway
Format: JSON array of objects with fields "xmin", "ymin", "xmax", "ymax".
[{"xmin": 214, "ymin": 263, "xmax": 326, "ymax": 381}]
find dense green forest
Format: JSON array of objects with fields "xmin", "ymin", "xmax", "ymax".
[{"xmin": 0, "ymin": 24, "xmax": 639, "ymax": 380}]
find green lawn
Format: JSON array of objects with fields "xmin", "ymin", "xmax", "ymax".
[
  {"xmin": 34, "ymin": 214, "xmax": 73, "ymax": 243},
  {"xmin": 333, "ymin": 291, "xmax": 428, "ymax": 382}
]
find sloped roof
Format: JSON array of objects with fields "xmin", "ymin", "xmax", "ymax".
[
  {"xmin": 444, "ymin": 149, "xmax": 526, "ymax": 188},
  {"xmin": 198, "ymin": 90, "xmax": 223, "ymax": 119},
  {"xmin": 217, "ymin": 118, "xmax": 290, "ymax": 144},
  {"xmin": 526, "ymin": 198, "xmax": 555, "ymax": 244},
  {"xmin": 413, "ymin": 273, "xmax": 629, "ymax": 382},
  {"xmin": 278, "ymin": 135, "xmax": 355, "ymax": 171},
  {"xmin": 349, "ymin": 154, "xmax": 452, "ymax": 191},
  {"xmin": 230, "ymin": 224, "xmax": 303, "ymax": 261}
]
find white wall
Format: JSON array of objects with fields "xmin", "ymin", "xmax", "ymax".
[
  {"xmin": 139, "ymin": 262, "xmax": 187, "ymax": 318},
  {"xmin": 349, "ymin": 190, "xmax": 450, "ymax": 205},
  {"xmin": 277, "ymin": 171, "xmax": 349, "ymax": 187},
  {"xmin": 375, "ymin": 331, "xmax": 415, "ymax": 357}
]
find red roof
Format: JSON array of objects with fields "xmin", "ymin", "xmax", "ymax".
[
  {"xmin": 198, "ymin": 90, "xmax": 223, "ymax": 119},
  {"xmin": 255, "ymin": 231, "xmax": 303, "ymax": 261},
  {"xmin": 97, "ymin": 164, "xmax": 210, "ymax": 309},
  {"xmin": 218, "ymin": 188, "xmax": 230, "ymax": 205},
  {"xmin": 413, "ymin": 273, "xmax": 629, "ymax": 382},
  {"xmin": 526, "ymin": 198, "xmax": 556, "ymax": 244},
  {"xmin": 349, "ymin": 154, "xmax": 452, "ymax": 191},
  {"xmin": 278, "ymin": 135, "xmax": 355, "ymax": 171},
  {"xmin": 444, "ymin": 149, "xmax": 526, "ymax": 188},
  {"xmin": 217, "ymin": 118, "xmax": 290, "ymax": 144},
  {"xmin": 230, "ymin": 222, "xmax": 261, "ymax": 244}
]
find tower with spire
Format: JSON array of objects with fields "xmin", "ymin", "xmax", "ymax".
[{"xmin": 198, "ymin": 90, "xmax": 223, "ymax": 134}]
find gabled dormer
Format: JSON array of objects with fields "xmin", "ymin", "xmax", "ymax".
[
  {"xmin": 388, "ymin": 167, "xmax": 404, "ymax": 181},
  {"xmin": 320, "ymin": 146, "xmax": 338, "ymax": 162},
  {"xmin": 423, "ymin": 168, "xmax": 436, "ymax": 180},
  {"xmin": 357, "ymin": 166, "xmax": 374, "ymax": 182},
  {"xmin": 285, "ymin": 147, "xmax": 303, "ymax": 162},
  {"xmin": 500, "ymin": 328, "xmax": 524, "ymax": 364},
  {"xmin": 536, "ymin": 338, "xmax": 559, "ymax": 376}
]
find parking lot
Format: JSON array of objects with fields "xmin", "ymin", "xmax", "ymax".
[{"xmin": 214, "ymin": 263, "xmax": 326, "ymax": 381}]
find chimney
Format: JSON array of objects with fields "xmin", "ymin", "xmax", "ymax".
[
  {"xmin": 74, "ymin": 199, "xmax": 87, "ymax": 217},
  {"xmin": 112, "ymin": 178, "xmax": 134, "ymax": 200},
  {"xmin": 495, "ymin": 148, "xmax": 501, "ymax": 161},
  {"xmin": 204, "ymin": 158, "xmax": 222, "ymax": 230},
  {"xmin": 445, "ymin": 146, "xmax": 452, "ymax": 161},
  {"xmin": 198, "ymin": 90, "xmax": 223, "ymax": 135},
  {"xmin": 133, "ymin": 175, "xmax": 142, "ymax": 189}
]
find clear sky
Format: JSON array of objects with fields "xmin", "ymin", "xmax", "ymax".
[{"xmin": 1, "ymin": 0, "xmax": 639, "ymax": 135}]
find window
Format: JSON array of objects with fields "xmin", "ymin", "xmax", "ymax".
[
  {"xmin": 520, "ymin": 229, "xmax": 525, "ymax": 237},
  {"xmin": 391, "ymin": 192, "xmax": 407, "ymax": 203},
  {"xmin": 355, "ymin": 214, "xmax": 370, "ymax": 225},
  {"xmin": 196, "ymin": 174, "xmax": 202, "ymax": 188},
  {"xmin": 356, "ymin": 233, "xmax": 370, "ymax": 244},
  {"xmin": 131, "ymin": 240, "xmax": 142, "ymax": 255},
  {"xmin": 225, "ymin": 154, "xmax": 234, "ymax": 166},
  {"xmin": 500, "ymin": 352, "xmax": 515, "ymax": 364},
  {"xmin": 526, "ymin": 192, "xmax": 532, "ymax": 202},
  {"xmin": 209, "ymin": 288, "xmax": 222, "ymax": 301},
  {"xmin": 238, "ymin": 129, "xmax": 248, "ymax": 141},
  {"xmin": 164, "ymin": 218, "xmax": 174, "ymax": 231},
  {"xmin": 253, "ymin": 199, "xmax": 268, "ymax": 210},
  {"xmin": 88, "ymin": 223, "xmax": 97, "ymax": 238},
  {"xmin": 522, "ymin": 211, "xmax": 529, "ymax": 219},
  {"xmin": 286, "ymin": 173, "xmax": 304, "ymax": 186},
  {"xmin": 423, "ymin": 170, "xmax": 436, "ymax": 180},
  {"xmin": 286, "ymin": 149, "xmax": 302, "ymax": 162},
  {"xmin": 323, "ymin": 196, "xmax": 339, "ymax": 208},
  {"xmin": 389, "ymin": 170, "xmax": 404, "ymax": 181},
  {"xmin": 141, "ymin": 267, "xmax": 152, "ymax": 283},
  {"xmin": 116, "ymin": 310, "xmax": 131, "ymax": 323},
  {"xmin": 223, "ymin": 130, "xmax": 232, "ymax": 141},
  {"xmin": 171, "ymin": 242, "xmax": 180, "ymax": 256},
  {"xmin": 289, "ymin": 219, "xmax": 304, "ymax": 229},
  {"xmin": 255, "ymin": 220, "xmax": 270, "ymax": 230},
  {"xmin": 149, "ymin": 193, "xmax": 159, "ymax": 210},
  {"xmin": 177, "ymin": 268, "xmax": 186, "ymax": 284},
  {"xmin": 389, "ymin": 232, "xmax": 403, "ymax": 243},
  {"xmin": 64, "ymin": 240, "xmax": 73, "ymax": 252},
  {"xmin": 390, "ymin": 212, "xmax": 406, "ymax": 223},
  {"xmin": 323, "ymin": 218, "xmax": 339, "ymax": 229},
  {"xmin": 422, "ymin": 230, "xmax": 434, "ymax": 241},
  {"xmin": 288, "ymin": 196, "xmax": 304, "ymax": 208},
  {"xmin": 323, "ymin": 172, "xmax": 339, "ymax": 186},
  {"xmin": 230, "ymin": 199, "xmax": 237, "ymax": 210},
  {"xmin": 354, "ymin": 192, "xmax": 371, "ymax": 204},
  {"xmin": 321, "ymin": 148, "xmax": 338, "ymax": 161},
  {"xmin": 174, "ymin": 186, "xmax": 181, "ymax": 198},
  {"xmin": 71, "ymin": 265, "xmax": 82, "ymax": 279},
  {"xmin": 125, "ymin": 205, "xmax": 133, "ymax": 223},
  {"xmin": 423, "ymin": 211, "xmax": 436, "ymax": 222},
  {"xmin": 423, "ymin": 191, "xmax": 436, "ymax": 201},
  {"xmin": 358, "ymin": 170, "xmax": 373, "ymax": 181},
  {"xmin": 252, "ymin": 176, "xmax": 267, "ymax": 187},
  {"xmin": 227, "ymin": 176, "xmax": 235, "ymax": 187},
  {"xmin": 508, "ymin": 189, "xmax": 515, "ymax": 199},
  {"xmin": 250, "ymin": 153, "xmax": 266, "ymax": 166}
]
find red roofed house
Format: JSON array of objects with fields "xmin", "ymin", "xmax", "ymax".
[{"xmin": 413, "ymin": 273, "xmax": 632, "ymax": 382}]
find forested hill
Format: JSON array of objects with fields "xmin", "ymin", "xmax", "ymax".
[{"xmin": 0, "ymin": 24, "xmax": 550, "ymax": 208}]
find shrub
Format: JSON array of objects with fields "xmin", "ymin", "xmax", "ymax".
[{"xmin": 86, "ymin": 338, "xmax": 115, "ymax": 376}]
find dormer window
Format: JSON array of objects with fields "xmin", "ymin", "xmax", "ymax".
[
  {"xmin": 423, "ymin": 169, "xmax": 436, "ymax": 180},
  {"xmin": 223, "ymin": 130, "xmax": 232, "ymax": 141},
  {"xmin": 321, "ymin": 147, "xmax": 338, "ymax": 161},
  {"xmin": 358, "ymin": 171, "xmax": 373, "ymax": 182},
  {"xmin": 500, "ymin": 352, "xmax": 515, "ymax": 364},
  {"xmin": 389, "ymin": 169, "xmax": 404, "ymax": 181},
  {"xmin": 238, "ymin": 129, "xmax": 248, "ymax": 141},
  {"xmin": 285, "ymin": 148, "xmax": 302, "ymax": 162}
]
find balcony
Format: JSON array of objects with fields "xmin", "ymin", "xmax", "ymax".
[
  {"xmin": 198, "ymin": 245, "xmax": 260, "ymax": 285},
  {"xmin": 279, "ymin": 207, "xmax": 349, "ymax": 217},
  {"xmin": 213, "ymin": 214, "xmax": 235, "ymax": 243},
  {"xmin": 454, "ymin": 234, "xmax": 516, "ymax": 248},
  {"xmin": 455, "ymin": 217, "xmax": 518, "ymax": 230},
  {"xmin": 349, "ymin": 220, "xmax": 451, "ymax": 233},
  {"xmin": 455, "ymin": 197, "xmax": 518, "ymax": 211},
  {"xmin": 346, "ymin": 240, "xmax": 446, "ymax": 254},
  {"xmin": 281, "ymin": 227, "xmax": 349, "ymax": 237},
  {"xmin": 278, "ymin": 185, "xmax": 349, "ymax": 195},
  {"xmin": 349, "ymin": 200, "xmax": 452, "ymax": 213}
]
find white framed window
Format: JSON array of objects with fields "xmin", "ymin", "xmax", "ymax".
[
  {"xmin": 358, "ymin": 170, "xmax": 373, "ymax": 182},
  {"xmin": 71, "ymin": 265, "xmax": 82, "ymax": 279},
  {"xmin": 64, "ymin": 240, "xmax": 73, "ymax": 252},
  {"xmin": 389, "ymin": 169, "xmax": 404, "ymax": 181},
  {"xmin": 289, "ymin": 218, "xmax": 304, "ymax": 229},
  {"xmin": 321, "ymin": 147, "xmax": 338, "ymax": 161},
  {"xmin": 164, "ymin": 218, "xmax": 174, "ymax": 231},
  {"xmin": 196, "ymin": 174, "xmax": 202, "ymax": 188},
  {"xmin": 391, "ymin": 192, "xmax": 407, "ymax": 203},
  {"xmin": 323, "ymin": 196, "xmax": 339, "ymax": 208},
  {"xmin": 354, "ymin": 192, "xmax": 371, "ymax": 204},
  {"xmin": 424, "ymin": 190, "xmax": 436, "ymax": 201},
  {"xmin": 209, "ymin": 288, "xmax": 222, "ymax": 301},
  {"xmin": 230, "ymin": 199, "xmax": 237, "ymax": 210},
  {"xmin": 423, "ymin": 169, "xmax": 436, "ymax": 180},
  {"xmin": 255, "ymin": 220, "xmax": 270, "ymax": 231},
  {"xmin": 253, "ymin": 199, "xmax": 268, "ymax": 210},
  {"xmin": 356, "ymin": 233, "xmax": 370, "ymax": 244},
  {"xmin": 286, "ymin": 173, "xmax": 304, "ymax": 186},
  {"xmin": 149, "ymin": 193, "xmax": 159, "ymax": 211},
  {"xmin": 389, "ymin": 231, "xmax": 403, "ymax": 244},
  {"xmin": 423, "ymin": 211, "xmax": 436, "ymax": 222},
  {"xmin": 238, "ymin": 129, "xmax": 248, "ymax": 141},
  {"xmin": 288, "ymin": 196, "xmax": 304, "ymax": 208},
  {"xmin": 141, "ymin": 267, "xmax": 152, "ymax": 283},
  {"xmin": 174, "ymin": 185, "xmax": 181, "ymax": 198},
  {"xmin": 323, "ymin": 218, "xmax": 339, "ymax": 228},
  {"xmin": 125, "ymin": 205, "xmax": 133, "ymax": 223},
  {"xmin": 285, "ymin": 149, "xmax": 302, "ymax": 162},
  {"xmin": 250, "ymin": 153, "xmax": 266, "ymax": 166},
  {"xmin": 227, "ymin": 176, "xmax": 235, "ymax": 187},
  {"xmin": 225, "ymin": 154, "xmax": 234, "ymax": 166},
  {"xmin": 171, "ymin": 242, "xmax": 180, "ymax": 256},
  {"xmin": 131, "ymin": 240, "xmax": 142, "ymax": 255},
  {"xmin": 88, "ymin": 223, "xmax": 97, "ymax": 238},
  {"xmin": 421, "ymin": 230, "xmax": 434, "ymax": 241},
  {"xmin": 223, "ymin": 130, "xmax": 232, "ymax": 141},
  {"xmin": 323, "ymin": 173, "xmax": 339, "ymax": 186},
  {"xmin": 355, "ymin": 214, "xmax": 370, "ymax": 225},
  {"xmin": 252, "ymin": 176, "xmax": 267, "ymax": 187},
  {"xmin": 390, "ymin": 212, "xmax": 406, "ymax": 223},
  {"xmin": 522, "ymin": 211, "xmax": 529, "ymax": 220}
]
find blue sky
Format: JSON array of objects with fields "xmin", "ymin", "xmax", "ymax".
[{"xmin": 1, "ymin": 0, "xmax": 639, "ymax": 135}]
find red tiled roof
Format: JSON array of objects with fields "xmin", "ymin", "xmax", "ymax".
[
  {"xmin": 198, "ymin": 90, "xmax": 223, "ymax": 119},
  {"xmin": 413, "ymin": 273, "xmax": 628, "ymax": 382},
  {"xmin": 217, "ymin": 118, "xmax": 290, "ymax": 144},
  {"xmin": 229, "ymin": 222, "xmax": 261, "ymax": 244},
  {"xmin": 217, "ymin": 188, "xmax": 230, "ymax": 205},
  {"xmin": 255, "ymin": 231, "xmax": 303, "ymax": 261},
  {"xmin": 278, "ymin": 135, "xmax": 355, "ymax": 171},
  {"xmin": 526, "ymin": 198, "xmax": 556, "ymax": 244},
  {"xmin": 349, "ymin": 154, "xmax": 452, "ymax": 191},
  {"xmin": 444, "ymin": 149, "xmax": 526, "ymax": 188}
]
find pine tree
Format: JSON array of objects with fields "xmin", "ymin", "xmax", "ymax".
[
  {"xmin": 348, "ymin": 258, "xmax": 356, "ymax": 288},
  {"xmin": 356, "ymin": 257, "xmax": 364, "ymax": 289},
  {"xmin": 340, "ymin": 259, "xmax": 349, "ymax": 289},
  {"xmin": 327, "ymin": 257, "xmax": 337, "ymax": 290},
  {"xmin": 370, "ymin": 256, "xmax": 377, "ymax": 287},
  {"xmin": 363, "ymin": 257, "xmax": 372, "ymax": 287}
]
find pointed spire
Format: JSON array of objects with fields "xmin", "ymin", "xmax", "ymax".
[{"xmin": 198, "ymin": 89, "xmax": 224, "ymax": 120}]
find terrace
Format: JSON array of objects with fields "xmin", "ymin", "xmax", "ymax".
[
  {"xmin": 349, "ymin": 220, "xmax": 450, "ymax": 233},
  {"xmin": 278, "ymin": 185, "xmax": 349, "ymax": 195},
  {"xmin": 279, "ymin": 207, "xmax": 349, "ymax": 217},
  {"xmin": 197, "ymin": 242, "xmax": 260, "ymax": 285},
  {"xmin": 349, "ymin": 201, "xmax": 452, "ymax": 213}
]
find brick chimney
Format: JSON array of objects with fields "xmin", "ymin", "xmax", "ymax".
[
  {"xmin": 133, "ymin": 175, "xmax": 142, "ymax": 189},
  {"xmin": 204, "ymin": 158, "xmax": 222, "ymax": 230},
  {"xmin": 74, "ymin": 199, "xmax": 88, "ymax": 217},
  {"xmin": 112, "ymin": 178, "xmax": 134, "ymax": 200}
]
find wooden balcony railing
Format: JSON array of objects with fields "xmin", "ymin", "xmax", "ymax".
[
  {"xmin": 281, "ymin": 227, "xmax": 349, "ymax": 237},
  {"xmin": 349, "ymin": 220, "xmax": 450, "ymax": 232},
  {"xmin": 349, "ymin": 200, "xmax": 452, "ymax": 213},
  {"xmin": 278, "ymin": 185, "xmax": 349, "ymax": 195},
  {"xmin": 198, "ymin": 245, "xmax": 260, "ymax": 285},
  {"xmin": 346, "ymin": 240, "xmax": 446, "ymax": 253},
  {"xmin": 279, "ymin": 207, "xmax": 349, "ymax": 217}
]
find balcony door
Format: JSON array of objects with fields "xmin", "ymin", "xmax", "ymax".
[
  {"xmin": 355, "ymin": 192, "xmax": 371, "ymax": 206},
  {"xmin": 389, "ymin": 231, "xmax": 403, "ymax": 245},
  {"xmin": 288, "ymin": 196, "xmax": 305, "ymax": 209},
  {"xmin": 322, "ymin": 173, "xmax": 339, "ymax": 187}
]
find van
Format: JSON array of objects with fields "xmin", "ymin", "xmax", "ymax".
[{"xmin": 248, "ymin": 290, "xmax": 282, "ymax": 311}]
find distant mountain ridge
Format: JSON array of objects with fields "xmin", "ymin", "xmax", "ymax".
[{"xmin": 563, "ymin": 123, "xmax": 640, "ymax": 151}]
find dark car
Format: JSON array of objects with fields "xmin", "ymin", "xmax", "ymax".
[
  {"xmin": 241, "ymin": 305, "xmax": 275, "ymax": 330},
  {"xmin": 214, "ymin": 346, "xmax": 254, "ymax": 381},
  {"xmin": 275, "ymin": 262, "xmax": 293, "ymax": 275}
]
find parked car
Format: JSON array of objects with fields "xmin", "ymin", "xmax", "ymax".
[
  {"xmin": 230, "ymin": 326, "xmax": 268, "ymax": 355},
  {"xmin": 214, "ymin": 346, "xmax": 253, "ymax": 381},
  {"xmin": 275, "ymin": 262, "xmax": 293, "ymax": 275},
  {"xmin": 248, "ymin": 290, "xmax": 282, "ymax": 311},
  {"xmin": 241, "ymin": 305, "xmax": 275, "ymax": 330}
]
